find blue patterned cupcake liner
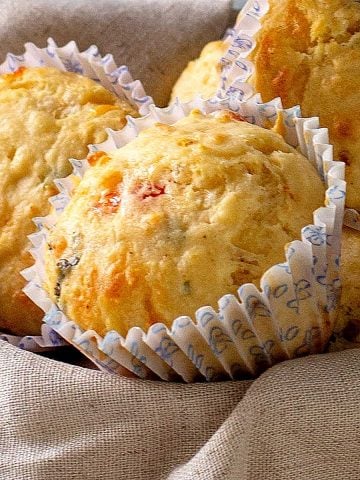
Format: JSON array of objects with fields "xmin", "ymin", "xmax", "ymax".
[
  {"xmin": 218, "ymin": 0, "xmax": 359, "ymax": 232},
  {"xmin": 0, "ymin": 324, "xmax": 67, "ymax": 352},
  {"xmin": 0, "ymin": 38, "xmax": 153, "ymax": 115},
  {"xmin": 0, "ymin": 38, "xmax": 153, "ymax": 354},
  {"xmin": 22, "ymin": 96, "xmax": 345, "ymax": 382}
]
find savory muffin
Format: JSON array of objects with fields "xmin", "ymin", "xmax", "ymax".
[
  {"xmin": 171, "ymin": 0, "xmax": 360, "ymax": 210},
  {"xmin": 43, "ymin": 109, "xmax": 325, "ymax": 337},
  {"xmin": 336, "ymin": 227, "xmax": 360, "ymax": 341},
  {"xmin": 170, "ymin": 41, "xmax": 227, "ymax": 103},
  {"xmin": 0, "ymin": 66, "xmax": 138, "ymax": 336}
]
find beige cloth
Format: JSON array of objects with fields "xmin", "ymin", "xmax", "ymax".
[
  {"xmin": 0, "ymin": 340, "xmax": 251, "ymax": 479},
  {"xmin": 2, "ymin": 340, "xmax": 360, "ymax": 479},
  {"xmin": 171, "ymin": 347, "xmax": 360, "ymax": 479},
  {"xmin": 0, "ymin": 0, "xmax": 233, "ymax": 106}
]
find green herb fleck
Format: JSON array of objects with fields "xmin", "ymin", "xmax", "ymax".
[
  {"xmin": 182, "ymin": 280, "xmax": 191, "ymax": 295},
  {"xmin": 57, "ymin": 256, "xmax": 80, "ymax": 273},
  {"xmin": 54, "ymin": 256, "xmax": 80, "ymax": 298}
]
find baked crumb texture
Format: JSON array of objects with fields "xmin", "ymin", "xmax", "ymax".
[
  {"xmin": 336, "ymin": 227, "xmax": 360, "ymax": 340},
  {"xmin": 44, "ymin": 110, "xmax": 325, "ymax": 337},
  {"xmin": 171, "ymin": 0, "xmax": 360, "ymax": 210},
  {"xmin": 0, "ymin": 66, "xmax": 138, "ymax": 335},
  {"xmin": 170, "ymin": 0, "xmax": 360, "ymax": 334},
  {"xmin": 170, "ymin": 41, "xmax": 227, "ymax": 103}
]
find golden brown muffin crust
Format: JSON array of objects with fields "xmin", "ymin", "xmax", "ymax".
[
  {"xmin": 44, "ymin": 110, "xmax": 325, "ymax": 337},
  {"xmin": 170, "ymin": 41, "xmax": 227, "ymax": 103},
  {"xmin": 0, "ymin": 66, "xmax": 138, "ymax": 335},
  {"xmin": 249, "ymin": 0, "xmax": 360, "ymax": 209},
  {"xmin": 171, "ymin": 0, "xmax": 360, "ymax": 209},
  {"xmin": 336, "ymin": 227, "xmax": 360, "ymax": 340}
]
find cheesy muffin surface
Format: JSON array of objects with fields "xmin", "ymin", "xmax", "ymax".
[
  {"xmin": 44, "ymin": 110, "xmax": 324, "ymax": 337},
  {"xmin": 170, "ymin": 41, "xmax": 227, "ymax": 103},
  {"xmin": 250, "ymin": 0, "xmax": 360, "ymax": 210},
  {"xmin": 0, "ymin": 66, "xmax": 138, "ymax": 335},
  {"xmin": 171, "ymin": 0, "xmax": 360, "ymax": 209},
  {"xmin": 336, "ymin": 227, "xmax": 360, "ymax": 340}
]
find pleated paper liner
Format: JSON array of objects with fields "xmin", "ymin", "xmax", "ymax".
[
  {"xmin": 0, "ymin": 37, "xmax": 153, "ymax": 115},
  {"xmin": 0, "ymin": 324, "xmax": 67, "ymax": 353},
  {"xmin": 0, "ymin": 38, "xmax": 153, "ymax": 353},
  {"xmin": 220, "ymin": 0, "xmax": 360, "ymax": 354},
  {"xmin": 218, "ymin": 0, "xmax": 359, "ymax": 233},
  {"xmin": 23, "ymin": 95, "xmax": 345, "ymax": 382}
]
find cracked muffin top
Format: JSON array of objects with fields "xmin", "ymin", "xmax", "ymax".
[
  {"xmin": 0, "ymin": 66, "xmax": 138, "ymax": 336},
  {"xmin": 171, "ymin": 0, "xmax": 360, "ymax": 210},
  {"xmin": 43, "ymin": 109, "xmax": 324, "ymax": 337},
  {"xmin": 170, "ymin": 40, "xmax": 227, "ymax": 103},
  {"xmin": 336, "ymin": 227, "xmax": 360, "ymax": 341}
]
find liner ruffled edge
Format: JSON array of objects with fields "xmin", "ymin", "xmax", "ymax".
[
  {"xmin": 0, "ymin": 324, "xmax": 67, "ymax": 352},
  {"xmin": 219, "ymin": 0, "xmax": 359, "ymax": 230},
  {"xmin": 0, "ymin": 37, "xmax": 154, "ymax": 115},
  {"xmin": 23, "ymin": 95, "xmax": 346, "ymax": 382},
  {"xmin": 0, "ymin": 38, "xmax": 154, "ymax": 353}
]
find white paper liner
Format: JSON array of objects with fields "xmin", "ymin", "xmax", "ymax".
[
  {"xmin": 0, "ymin": 37, "xmax": 153, "ymax": 115},
  {"xmin": 218, "ymin": 0, "xmax": 359, "ymax": 231},
  {"xmin": 0, "ymin": 324, "xmax": 67, "ymax": 352},
  {"xmin": 216, "ymin": 0, "xmax": 268, "ymax": 103},
  {"xmin": 23, "ymin": 95, "xmax": 346, "ymax": 382}
]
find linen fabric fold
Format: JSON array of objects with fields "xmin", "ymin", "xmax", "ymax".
[
  {"xmin": 2, "ymin": 341, "xmax": 360, "ymax": 479},
  {"xmin": 0, "ymin": 340, "xmax": 250, "ymax": 480}
]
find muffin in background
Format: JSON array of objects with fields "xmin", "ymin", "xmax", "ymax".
[
  {"xmin": 43, "ymin": 109, "xmax": 325, "ymax": 338},
  {"xmin": 0, "ymin": 66, "xmax": 138, "ymax": 336},
  {"xmin": 335, "ymin": 227, "xmax": 360, "ymax": 342},
  {"xmin": 170, "ymin": 41, "xmax": 226, "ymax": 103},
  {"xmin": 171, "ymin": 0, "xmax": 360, "ymax": 210},
  {"xmin": 248, "ymin": 0, "xmax": 360, "ymax": 341}
]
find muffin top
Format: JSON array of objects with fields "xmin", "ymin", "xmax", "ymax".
[
  {"xmin": 336, "ymin": 227, "xmax": 360, "ymax": 340},
  {"xmin": 170, "ymin": 40, "xmax": 227, "ymax": 103},
  {"xmin": 0, "ymin": 66, "xmax": 138, "ymax": 335},
  {"xmin": 44, "ymin": 110, "xmax": 325, "ymax": 337},
  {"xmin": 171, "ymin": 0, "xmax": 360, "ymax": 209},
  {"xmin": 250, "ymin": 0, "xmax": 360, "ymax": 209}
]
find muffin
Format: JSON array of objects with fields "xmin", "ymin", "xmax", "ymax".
[
  {"xmin": 0, "ymin": 66, "xmax": 138, "ymax": 336},
  {"xmin": 171, "ymin": 0, "xmax": 360, "ymax": 210},
  {"xmin": 43, "ymin": 109, "xmax": 325, "ymax": 338},
  {"xmin": 170, "ymin": 41, "xmax": 227, "ymax": 103},
  {"xmin": 238, "ymin": 0, "xmax": 360, "ymax": 343},
  {"xmin": 336, "ymin": 227, "xmax": 360, "ymax": 342}
]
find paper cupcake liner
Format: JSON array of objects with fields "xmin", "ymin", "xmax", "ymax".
[
  {"xmin": 0, "ymin": 324, "xmax": 67, "ymax": 352},
  {"xmin": 218, "ymin": 0, "xmax": 359, "ymax": 230},
  {"xmin": 216, "ymin": 0, "xmax": 266, "ymax": 103},
  {"xmin": 23, "ymin": 96, "xmax": 345, "ymax": 382},
  {"xmin": 0, "ymin": 37, "xmax": 153, "ymax": 115}
]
